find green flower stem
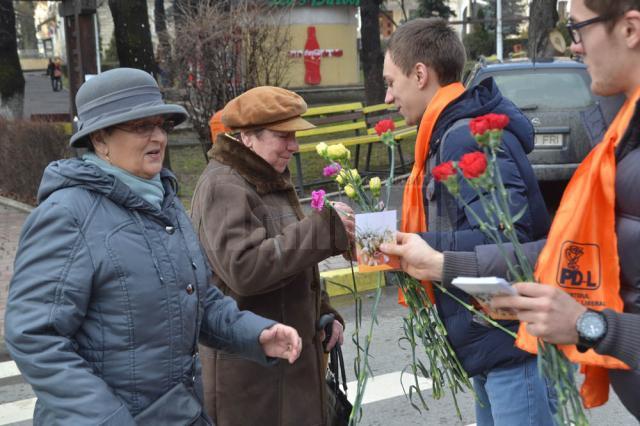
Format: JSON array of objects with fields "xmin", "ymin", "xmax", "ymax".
[
  {"xmin": 455, "ymin": 192, "xmax": 524, "ymax": 282},
  {"xmin": 385, "ymin": 143, "xmax": 396, "ymax": 210},
  {"xmin": 348, "ymin": 270, "xmax": 384, "ymax": 425},
  {"xmin": 395, "ymin": 274, "xmax": 474, "ymax": 419},
  {"xmin": 431, "ymin": 282, "xmax": 517, "ymax": 338},
  {"xmin": 486, "ymin": 147, "xmax": 534, "ymax": 280},
  {"xmin": 538, "ymin": 342, "xmax": 589, "ymax": 426}
]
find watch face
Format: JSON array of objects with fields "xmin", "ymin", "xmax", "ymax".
[{"xmin": 579, "ymin": 312, "xmax": 606, "ymax": 340}]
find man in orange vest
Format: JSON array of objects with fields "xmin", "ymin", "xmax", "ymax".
[
  {"xmin": 383, "ymin": 18, "xmax": 554, "ymax": 425},
  {"xmin": 381, "ymin": 0, "xmax": 640, "ymax": 419}
]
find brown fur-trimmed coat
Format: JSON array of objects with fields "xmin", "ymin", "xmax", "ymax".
[{"xmin": 190, "ymin": 134, "xmax": 349, "ymax": 426}]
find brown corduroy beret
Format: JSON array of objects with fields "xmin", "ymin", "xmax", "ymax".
[{"xmin": 221, "ymin": 86, "xmax": 315, "ymax": 132}]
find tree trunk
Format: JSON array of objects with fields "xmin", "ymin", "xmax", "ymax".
[
  {"xmin": 154, "ymin": 0, "xmax": 171, "ymax": 61},
  {"xmin": 360, "ymin": 0, "xmax": 385, "ymax": 106},
  {"xmin": 528, "ymin": 0, "xmax": 559, "ymax": 60},
  {"xmin": 108, "ymin": 0, "xmax": 158, "ymax": 76},
  {"xmin": 14, "ymin": 2, "xmax": 38, "ymax": 51},
  {"xmin": 0, "ymin": 1, "xmax": 25, "ymax": 119}
]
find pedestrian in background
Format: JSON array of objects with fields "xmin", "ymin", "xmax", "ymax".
[{"xmin": 45, "ymin": 58, "xmax": 56, "ymax": 91}]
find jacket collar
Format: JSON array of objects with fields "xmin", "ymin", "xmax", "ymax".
[{"xmin": 208, "ymin": 133, "xmax": 294, "ymax": 195}]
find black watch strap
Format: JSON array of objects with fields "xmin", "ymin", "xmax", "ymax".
[{"xmin": 576, "ymin": 309, "xmax": 607, "ymax": 350}]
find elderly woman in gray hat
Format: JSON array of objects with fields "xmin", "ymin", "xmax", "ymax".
[
  {"xmin": 190, "ymin": 86, "xmax": 355, "ymax": 426},
  {"xmin": 4, "ymin": 68, "xmax": 303, "ymax": 426}
]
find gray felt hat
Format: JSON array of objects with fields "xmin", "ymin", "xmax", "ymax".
[{"xmin": 70, "ymin": 67, "xmax": 188, "ymax": 147}]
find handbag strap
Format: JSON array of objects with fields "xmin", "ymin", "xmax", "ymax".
[{"xmin": 329, "ymin": 343, "xmax": 348, "ymax": 394}]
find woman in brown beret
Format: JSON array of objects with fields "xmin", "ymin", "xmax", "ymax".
[{"xmin": 190, "ymin": 86, "xmax": 355, "ymax": 426}]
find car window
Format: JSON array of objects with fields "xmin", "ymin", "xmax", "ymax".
[{"xmin": 481, "ymin": 70, "xmax": 594, "ymax": 110}]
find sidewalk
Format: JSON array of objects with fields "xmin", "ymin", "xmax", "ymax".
[{"xmin": 22, "ymin": 71, "xmax": 71, "ymax": 119}]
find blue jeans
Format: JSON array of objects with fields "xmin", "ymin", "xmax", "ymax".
[{"xmin": 473, "ymin": 356, "xmax": 557, "ymax": 426}]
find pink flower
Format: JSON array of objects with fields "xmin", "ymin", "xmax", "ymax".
[
  {"xmin": 374, "ymin": 119, "xmax": 396, "ymax": 136},
  {"xmin": 322, "ymin": 163, "xmax": 341, "ymax": 177},
  {"xmin": 311, "ymin": 190, "xmax": 326, "ymax": 212}
]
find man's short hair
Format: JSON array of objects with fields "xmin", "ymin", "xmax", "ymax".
[
  {"xmin": 585, "ymin": 0, "xmax": 640, "ymax": 27},
  {"xmin": 386, "ymin": 18, "xmax": 466, "ymax": 85}
]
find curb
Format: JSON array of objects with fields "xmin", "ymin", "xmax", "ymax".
[
  {"xmin": 0, "ymin": 196, "xmax": 34, "ymax": 213},
  {"xmin": 321, "ymin": 267, "xmax": 386, "ymax": 297}
]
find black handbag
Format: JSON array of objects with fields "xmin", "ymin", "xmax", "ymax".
[{"xmin": 319, "ymin": 314, "xmax": 353, "ymax": 426}]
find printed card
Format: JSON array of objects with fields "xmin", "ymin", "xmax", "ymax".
[
  {"xmin": 451, "ymin": 277, "xmax": 518, "ymax": 320},
  {"xmin": 355, "ymin": 210, "xmax": 400, "ymax": 272}
]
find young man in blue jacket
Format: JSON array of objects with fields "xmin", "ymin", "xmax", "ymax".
[{"xmin": 383, "ymin": 18, "xmax": 553, "ymax": 425}]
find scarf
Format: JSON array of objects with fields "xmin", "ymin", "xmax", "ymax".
[
  {"xmin": 515, "ymin": 87, "xmax": 640, "ymax": 408},
  {"xmin": 399, "ymin": 82, "xmax": 466, "ymax": 304},
  {"xmin": 83, "ymin": 153, "xmax": 165, "ymax": 210}
]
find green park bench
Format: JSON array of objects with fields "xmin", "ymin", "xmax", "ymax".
[
  {"xmin": 293, "ymin": 102, "xmax": 417, "ymax": 196},
  {"xmin": 362, "ymin": 103, "xmax": 416, "ymax": 174}
]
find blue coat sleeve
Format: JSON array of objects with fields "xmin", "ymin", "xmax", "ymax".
[
  {"xmin": 199, "ymin": 280, "xmax": 277, "ymax": 365},
  {"xmin": 4, "ymin": 201, "xmax": 136, "ymax": 425},
  {"xmin": 420, "ymin": 127, "xmax": 535, "ymax": 252}
]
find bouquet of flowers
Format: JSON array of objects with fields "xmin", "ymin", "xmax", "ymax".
[
  {"xmin": 312, "ymin": 120, "xmax": 479, "ymax": 423},
  {"xmin": 432, "ymin": 113, "xmax": 587, "ymax": 426}
]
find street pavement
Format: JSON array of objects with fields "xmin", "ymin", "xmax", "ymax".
[{"xmin": 22, "ymin": 71, "xmax": 71, "ymax": 119}]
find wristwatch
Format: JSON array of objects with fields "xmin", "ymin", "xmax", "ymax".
[{"xmin": 576, "ymin": 309, "xmax": 607, "ymax": 352}]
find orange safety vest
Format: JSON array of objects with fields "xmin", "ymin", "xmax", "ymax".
[
  {"xmin": 515, "ymin": 87, "xmax": 640, "ymax": 408},
  {"xmin": 399, "ymin": 82, "xmax": 466, "ymax": 304}
]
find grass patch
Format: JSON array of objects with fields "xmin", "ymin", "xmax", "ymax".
[
  {"xmin": 170, "ymin": 145, "xmax": 207, "ymax": 210},
  {"xmin": 169, "ymin": 138, "xmax": 416, "ymax": 208}
]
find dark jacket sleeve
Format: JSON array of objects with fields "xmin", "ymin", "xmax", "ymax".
[
  {"xmin": 197, "ymin": 179, "xmax": 349, "ymax": 297},
  {"xmin": 4, "ymin": 202, "xmax": 136, "ymax": 425},
  {"xmin": 595, "ymin": 310, "xmax": 640, "ymax": 370},
  {"xmin": 420, "ymin": 128, "xmax": 536, "ymax": 253},
  {"xmin": 441, "ymin": 239, "xmax": 547, "ymax": 286},
  {"xmin": 199, "ymin": 282, "xmax": 277, "ymax": 365}
]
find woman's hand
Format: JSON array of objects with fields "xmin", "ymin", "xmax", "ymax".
[
  {"xmin": 380, "ymin": 232, "xmax": 444, "ymax": 281},
  {"xmin": 321, "ymin": 320, "xmax": 344, "ymax": 352},
  {"xmin": 259, "ymin": 324, "xmax": 302, "ymax": 364},
  {"xmin": 491, "ymin": 282, "xmax": 587, "ymax": 345},
  {"xmin": 330, "ymin": 201, "xmax": 355, "ymax": 241}
]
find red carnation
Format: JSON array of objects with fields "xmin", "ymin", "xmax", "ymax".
[
  {"xmin": 432, "ymin": 161, "xmax": 457, "ymax": 182},
  {"xmin": 469, "ymin": 117, "xmax": 490, "ymax": 136},
  {"xmin": 374, "ymin": 119, "xmax": 396, "ymax": 136},
  {"xmin": 458, "ymin": 152, "xmax": 487, "ymax": 179},
  {"xmin": 486, "ymin": 113, "xmax": 509, "ymax": 130}
]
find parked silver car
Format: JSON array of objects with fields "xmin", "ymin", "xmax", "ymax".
[{"xmin": 465, "ymin": 58, "xmax": 624, "ymax": 182}]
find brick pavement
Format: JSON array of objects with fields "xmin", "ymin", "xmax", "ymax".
[{"xmin": 0, "ymin": 205, "xmax": 28, "ymax": 339}]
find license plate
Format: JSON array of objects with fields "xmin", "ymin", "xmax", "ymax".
[{"xmin": 534, "ymin": 133, "xmax": 563, "ymax": 147}]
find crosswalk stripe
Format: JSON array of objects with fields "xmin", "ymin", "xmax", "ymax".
[
  {"xmin": 0, "ymin": 370, "xmax": 469, "ymax": 424},
  {"xmin": 0, "ymin": 362, "xmax": 20, "ymax": 380},
  {"xmin": 0, "ymin": 397, "xmax": 36, "ymax": 425},
  {"xmin": 346, "ymin": 371, "xmax": 432, "ymax": 405}
]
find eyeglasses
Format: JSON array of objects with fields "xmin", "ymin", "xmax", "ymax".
[
  {"xmin": 114, "ymin": 119, "xmax": 175, "ymax": 137},
  {"xmin": 566, "ymin": 16, "xmax": 610, "ymax": 44}
]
